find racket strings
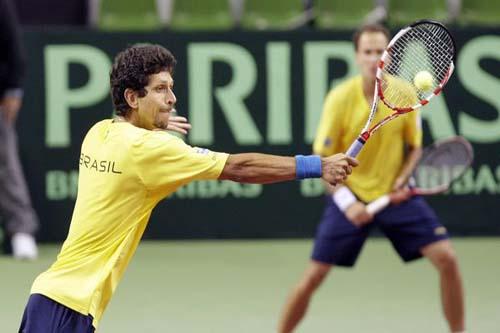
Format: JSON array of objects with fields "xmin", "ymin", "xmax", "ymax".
[
  {"xmin": 380, "ymin": 23, "xmax": 454, "ymax": 108},
  {"xmin": 403, "ymin": 24, "xmax": 453, "ymax": 80}
]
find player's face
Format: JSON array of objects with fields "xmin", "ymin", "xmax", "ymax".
[
  {"xmin": 136, "ymin": 71, "xmax": 176, "ymax": 130},
  {"xmin": 355, "ymin": 32, "xmax": 388, "ymax": 82}
]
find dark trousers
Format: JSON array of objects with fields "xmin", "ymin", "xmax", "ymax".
[{"xmin": 0, "ymin": 117, "xmax": 38, "ymax": 237}]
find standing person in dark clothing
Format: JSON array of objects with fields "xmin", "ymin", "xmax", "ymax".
[{"xmin": 0, "ymin": 0, "xmax": 39, "ymax": 259}]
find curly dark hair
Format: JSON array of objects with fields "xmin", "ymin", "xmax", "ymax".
[{"xmin": 110, "ymin": 44, "xmax": 177, "ymax": 116}]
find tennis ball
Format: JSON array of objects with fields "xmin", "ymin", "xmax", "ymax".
[{"xmin": 413, "ymin": 71, "xmax": 434, "ymax": 91}]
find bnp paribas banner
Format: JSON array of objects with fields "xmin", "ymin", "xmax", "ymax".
[{"xmin": 18, "ymin": 28, "xmax": 500, "ymax": 241}]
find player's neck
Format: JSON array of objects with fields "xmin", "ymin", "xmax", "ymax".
[
  {"xmin": 113, "ymin": 115, "xmax": 136, "ymax": 127},
  {"xmin": 362, "ymin": 77, "xmax": 376, "ymax": 102},
  {"xmin": 114, "ymin": 111, "xmax": 138, "ymax": 126},
  {"xmin": 113, "ymin": 115, "xmax": 127, "ymax": 123},
  {"xmin": 114, "ymin": 112, "xmax": 155, "ymax": 131}
]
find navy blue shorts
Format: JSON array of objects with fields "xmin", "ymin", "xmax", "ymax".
[
  {"xmin": 19, "ymin": 294, "xmax": 95, "ymax": 333},
  {"xmin": 312, "ymin": 195, "xmax": 449, "ymax": 267}
]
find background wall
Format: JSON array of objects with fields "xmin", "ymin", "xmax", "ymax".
[{"xmin": 17, "ymin": 28, "xmax": 500, "ymax": 241}]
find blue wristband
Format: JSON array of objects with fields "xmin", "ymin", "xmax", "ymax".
[{"xmin": 295, "ymin": 155, "xmax": 322, "ymax": 180}]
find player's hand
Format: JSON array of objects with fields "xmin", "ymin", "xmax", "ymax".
[
  {"xmin": 0, "ymin": 96, "xmax": 22, "ymax": 125},
  {"xmin": 392, "ymin": 175, "xmax": 408, "ymax": 190},
  {"xmin": 389, "ymin": 186, "xmax": 412, "ymax": 205},
  {"xmin": 321, "ymin": 153, "xmax": 358, "ymax": 186},
  {"xmin": 345, "ymin": 201, "xmax": 373, "ymax": 227},
  {"xmin": 166, "ymin": 115, "xmax": 192, "ymax": 135}
]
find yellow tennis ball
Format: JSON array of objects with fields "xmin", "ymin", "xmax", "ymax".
[{"xmin": 414, "ymin": 71, "xmax": 434, "ymax": 91}]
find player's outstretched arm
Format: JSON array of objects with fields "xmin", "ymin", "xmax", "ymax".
[{"xmin": 218, "ymin": 153, "xmax": 357, "ymax": 185}]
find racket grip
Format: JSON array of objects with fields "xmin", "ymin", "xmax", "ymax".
[
  {"xmin": 346, "ymin": 138, "xmax": 366, "ymax": 158},
  {"xmin": 366, "ymin": 195, "xmax": 391, "ymax": 215}
]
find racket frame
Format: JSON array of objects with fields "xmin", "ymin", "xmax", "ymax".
[{"xmin": 366, "ymin": 136, "xmax": 473, "ymax": 215}]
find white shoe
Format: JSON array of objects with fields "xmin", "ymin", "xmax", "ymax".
[{"xmin": 12, "ymin": 233, "xmax": 38, "ymax": 260}]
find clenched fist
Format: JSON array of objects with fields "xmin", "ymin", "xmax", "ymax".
[{"xmin": 321, "ymin": 153, "xmax": 358, "ymax": 186}]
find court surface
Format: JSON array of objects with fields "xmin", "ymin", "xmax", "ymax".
[{"xmin": 2, "ymin": 238, "xmax": 499, "ymax": 332}]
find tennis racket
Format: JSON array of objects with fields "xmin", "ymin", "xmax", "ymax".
[
  {"xmin": 366, "ymin": 136, "xmax": 474, "ymax": 215},
  {"xmin": 346, "ymin": 19, "xmax": 456, "ymax": 158}
]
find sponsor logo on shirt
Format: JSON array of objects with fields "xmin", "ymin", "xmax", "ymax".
[{"xmin": 194, "ymin": 147, "xmax": 210, "ymax": 155}]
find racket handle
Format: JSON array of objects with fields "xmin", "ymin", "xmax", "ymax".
[
  {"xmin": 366, "ymin": 195, "xmax": 391, "ymax": 215},
  {"xmin": 346, "ymin": 138, "xmax": 366, "ymax": 158}
]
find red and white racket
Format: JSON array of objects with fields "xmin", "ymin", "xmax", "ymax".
[
  {"xmin": 347, "ymin": 20, "xmax": 456, "ymax": 157},
  {"xmin": 366, "ymin": 136, "xmax": 474, "ymax": 215}
]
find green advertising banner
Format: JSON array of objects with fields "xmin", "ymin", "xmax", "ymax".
[{"xmin": 17, "ymin": 28, "xmax": 500, "ymax": 241}]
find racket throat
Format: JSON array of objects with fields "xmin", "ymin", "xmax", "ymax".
[
  {"xmin": 346, "ymin": 133, "xmax": 369, "ymax": 157},
  {"xmin": 360, "ymin": 132, "xmax": 370, "ymax": 141}
]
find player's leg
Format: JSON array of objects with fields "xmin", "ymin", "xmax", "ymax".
[
  {"xmin": 278, "ymin": 260, "xmax": 332, "ymax": 333},
  {"xmin": 421, "ymin": 239, "xmax": 465, "ymax": 333},
  {"xmin": 278, "ymin": 196, "xmax": 370, "ymax": 333},
  {"xmin": 378, "ymin": 196, "xmax": 465, "ymax": 332}
]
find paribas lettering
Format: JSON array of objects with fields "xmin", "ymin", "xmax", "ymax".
[{"xmin": 79, "ymin": 153, "xmax": 122, "ymax": 174}]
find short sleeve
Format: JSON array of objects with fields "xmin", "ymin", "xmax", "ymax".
[
  {"xmin": 132, "ymin": 131, "xmax": 229, "ymax": 192},
  {"xmin": 313, "ymin": 89, "xmax": 344, "ymax": 156}
]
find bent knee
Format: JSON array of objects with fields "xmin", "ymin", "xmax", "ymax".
[
  {"xmin": 299, "ymin": 265, "xmax": 331, "ymax": 291},
  {"xmin": 431, "ymin": 248, "xmax": 459, "ymax": 272}
]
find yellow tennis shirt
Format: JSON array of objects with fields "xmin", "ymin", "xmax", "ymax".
[
  {"xmin": 313, "ymin": 75, "xmax": 422, "ymax": 202},
  {"xmin": 31, "ymin": 119, "xmax": 228, "ymax": 328}
]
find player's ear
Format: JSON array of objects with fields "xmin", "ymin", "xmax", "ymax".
[{"xmin": 124, "ymin": 88, "xmax": 139, "ymax": 109}]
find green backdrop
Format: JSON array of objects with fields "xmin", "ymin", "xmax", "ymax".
[{"xmin": 17, "ymin": 27, "xmax": 500, "ymax": 241}]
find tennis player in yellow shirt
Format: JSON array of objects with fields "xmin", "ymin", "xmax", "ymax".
[
  {"xmin": 278, "ymin": 24, "xmax": 465, "ymax": 333},
  {"xmin": 18, "ymin": 44, "xmax": 357, "ymax": 333}
]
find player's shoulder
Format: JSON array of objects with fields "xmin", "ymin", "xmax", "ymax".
[
  {"xmin": 83, "ymin": 119, "xmax": 113, "ymax": 142},
  {"xmin": 87, "ymin": 119, "xmax": 112, "ymax": 132},
  {"xmin": 327, "ymin": 76, "xmax": 361, "ymax": 100},
  {"xmin": 323, "ymin": 76, "xmax": 361, "ymax": 110},
  {"xmin": 86, "ymin": 119, "xmax": 144, "ymax": 143},
  {"xmin": 131, "ymin": 128, "xmax": 188, "ymax": 153},
  {"xmin": 140, "ymin": 128, "xmax": 181, "ymax": 142},
  {"xmin": 84, "ymin": 119, "xmax": 187, "ymax": 151},
  {"xmin": 334, "ymin": 76, "xmax": 361, "ymax": 92}
]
